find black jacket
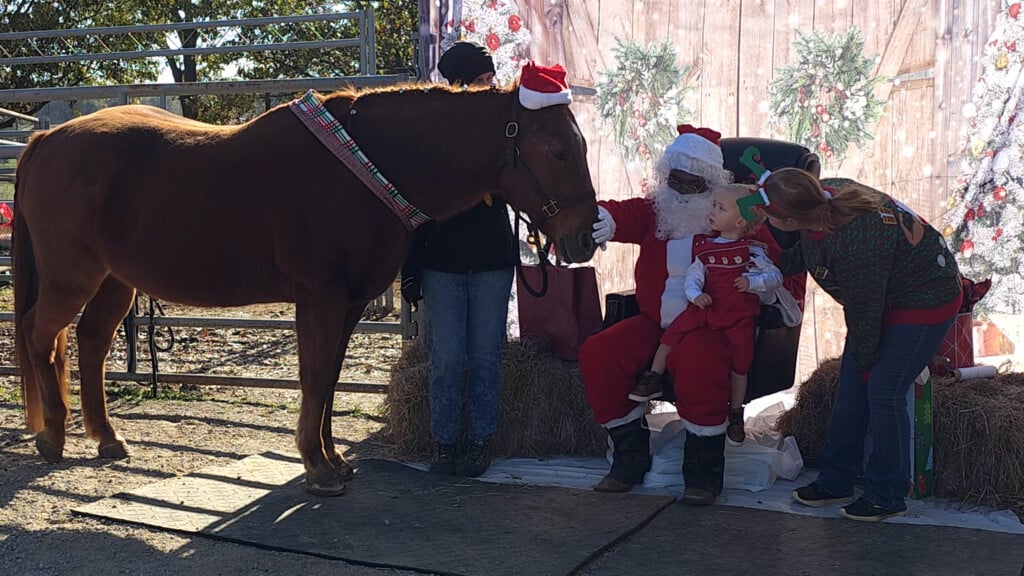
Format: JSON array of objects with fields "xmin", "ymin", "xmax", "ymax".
[{"xmin": 406, "ymin": 197, "xmax": 519, "ymax": 275}]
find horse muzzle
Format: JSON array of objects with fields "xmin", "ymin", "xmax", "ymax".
[{"xmin": 557, "ymin": 230, "xmax": 597, "ymax": 264}]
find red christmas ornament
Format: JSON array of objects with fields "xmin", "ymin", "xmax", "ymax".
[
  {"xmin": 994, "ymin": 186, "xmax": 1007, "ymax": 201},
  {"xmin": 961, "ymin": 239, "xmax": 975, "ymax": 257},
  {"xmin": 818, "ymin": 141, "xmax": 829, "ymax": 152},
  {"xmin": 486, "ymin": 33, "xmax": 500, "ymax": 51},
  {"xmin": 1010, "ymin": 2, "xmax": 1021, "ymax": 18},
  {"xmin": 994, "ymin": 228, "xmax": 1004, "ymax": 241},
  {"xmin": 508, "ymin": 14, "xmax": 521, "ymax": 32},
  {"xmin": 964, "ymin": 208, "xmax": 976, "ymax": 222},
  {"xmin": 815, "ymin": 104, "xmax": 826, "ymax": 115},
  {"xmin": 487, "ymin": 0, "xmax": 499, "ymax": 8}
]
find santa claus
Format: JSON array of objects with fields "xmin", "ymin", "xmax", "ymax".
[{"xmin": 580, "ymin": 125, "xmax": 782, "ymax": 505}]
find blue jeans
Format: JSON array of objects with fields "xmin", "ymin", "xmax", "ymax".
[
  {"xmin": 422, "ymin": 267, "xmax": 514, "ymax": 445},
  {"xmin": 816, "ymin": 318, "xmax": 954, "ymax": 511}
]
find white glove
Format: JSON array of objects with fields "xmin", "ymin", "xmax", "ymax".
[{"xmin": 592, "ymin": 205, "xmax": 615, "ymax": 250}]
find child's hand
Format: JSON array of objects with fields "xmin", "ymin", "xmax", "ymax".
[
  {"xmin": 694, "ymin": 293, "xmax": 712, "ymax": 308},
  {"xmin": 734, "ymin": 276, "xmax": 751, "ymax": 292}
]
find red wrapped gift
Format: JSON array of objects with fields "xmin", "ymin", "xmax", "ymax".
[
  {"xmin": 933, "ymin": 277, "xmax": 991, "ymax": 369},
  {"xmin": 936, "ymin": 313, "xmax": 974, "ymax": 369}
]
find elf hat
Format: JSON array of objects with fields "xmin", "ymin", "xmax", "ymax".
[{"xmin": 519, "ymin": 62, "xmax": 573, "ymax": 109}]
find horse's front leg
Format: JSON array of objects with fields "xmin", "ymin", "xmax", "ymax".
[
  {"xmin": 321, "ymin": 302, "xmax": 368, "ymax": 482},
  {"xmin": 295, "ymin": 287, "xmax": 350, "ymax": 496}
]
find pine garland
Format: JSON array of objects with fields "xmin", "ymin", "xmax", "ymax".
[
  {"xmin": 768, "ymin": 28, "xmax": 886, "ymax": 164},
  {"xmin": 596, "ymin": 38, "xmax": 696, "ymax": 178}
]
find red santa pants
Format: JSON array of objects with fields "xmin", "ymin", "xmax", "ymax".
[
  {"xmin": 661, "ymin": 305, "xmax": 758, "ymax": 376},
  {"xmin": 579, "ymin": 314, "xmax": 731, "ymax": 430}
]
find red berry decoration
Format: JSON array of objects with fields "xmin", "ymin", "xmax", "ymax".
[
  {"xmin": 1011, "ymin": 2, "xmax": 1021, "ymax": 18},
  {"xmin": 508, "ymin": 15, "xmax": 521, "ymax": 32},
  {"xmin": 815, "ymin": 104, "xmax": 826, "ymax": 115},
  {"xmin": 961, "ymin": 239, "xmax": 975, "ymax": 257},
  {"xmin": 994, "ymin": 186, "xmax": 1007, "ymax": 201},
  {"xmin": 486, "ymin": 33, "xmax": 500, "ymax": 51},
  {"xmin": 964, "ymin": 208, "xmax": 976, "ymax": 222}
]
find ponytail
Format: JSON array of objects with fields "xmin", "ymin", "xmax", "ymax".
[{"xmin": 762, "ymin": 169, "xmax": 881, "ymax": 232}]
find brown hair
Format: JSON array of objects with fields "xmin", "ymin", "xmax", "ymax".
[{"xmin": 761, "ymin": 167, "xmax": 881, "ymax": 232}]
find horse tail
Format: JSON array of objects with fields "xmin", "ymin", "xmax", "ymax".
[{"xmin": 13, "ymin": 133, "xmax": 49, "ymax": 432}]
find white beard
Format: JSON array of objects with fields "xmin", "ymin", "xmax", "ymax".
[{"xmin": 646, "ymin": 183, "xmax": 714, "ymax": 240}]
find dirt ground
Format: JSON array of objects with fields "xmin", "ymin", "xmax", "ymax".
[{"xmin": 0, "ymin": 284, "xmax": 437, "ymax": 575}]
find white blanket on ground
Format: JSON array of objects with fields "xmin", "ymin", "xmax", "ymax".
[{"xmin": 401, "ymin": 390, "xmax": 1024, "ymax": 535}]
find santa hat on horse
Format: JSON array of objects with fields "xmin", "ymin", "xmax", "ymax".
[{"xmin": 518, "ymin": 62, "xmax": 573, "ymax": 109}]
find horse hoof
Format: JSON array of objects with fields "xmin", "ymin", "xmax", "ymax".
[
  {"xmin": 328, "ymin": 451, "xmax": 356, "ymax": 481},
  {"xmin": 335, "ymin": 459, "xmax": 355, "ymax": 481},
  {"xmin": 35, "ymin": 431, "xmax": 64, "ymax": 463},
  {"xmin": 98, "ymin": 440, "xmax": 130, "ymax": 460},
  {"xmin": 303, "ymin": 478, "xmax": 346, "ymax": 497}
]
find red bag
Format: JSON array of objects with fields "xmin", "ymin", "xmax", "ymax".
[
  {"xmin": 516, "ymin": 262, "xmax": 603, "ymax": 361},
  {"xmin": 935, "ymin": 312, "xmax": 975, "ymax": 369}
]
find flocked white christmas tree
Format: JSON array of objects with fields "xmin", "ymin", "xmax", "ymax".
[
  {"xmin": 947, "ymin": 0, "xmax": 1024, "ymax": 314},
  {"xmin": 442, "ymin": 0, "xmax": 532, "ymax": 87}
]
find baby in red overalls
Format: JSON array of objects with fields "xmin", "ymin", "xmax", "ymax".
[{"xmin": 629, "ymin": 184, "xmax": 784, "ymax": 445}]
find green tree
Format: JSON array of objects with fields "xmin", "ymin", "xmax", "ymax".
[{"xmin": 1, "ymin": 0, "xmax": 417, "ymax": 123}]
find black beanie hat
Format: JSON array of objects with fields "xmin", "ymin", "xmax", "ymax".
[{"xmin": 438, "ymin": 41, "xmax": 496, "ymax": 86}]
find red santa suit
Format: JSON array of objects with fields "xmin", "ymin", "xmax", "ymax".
[
  {"xmin": 662, "ymin": 234, "xmax": 782, "ymax": 376},
  {"xmin": 579, "ymin": 198, "xmax": 783, "ymax": 434}
]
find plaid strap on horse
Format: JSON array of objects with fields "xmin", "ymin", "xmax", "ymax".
[{"xmin": 289, "ymin": 90, "xmax": 430, "ymax": 231}]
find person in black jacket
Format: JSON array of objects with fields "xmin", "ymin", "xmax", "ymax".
[{"xmin": 401, "ymin": 42, "xmax": 519, "ymax": 478}]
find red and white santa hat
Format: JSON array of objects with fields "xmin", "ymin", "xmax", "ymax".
[
  {"xmin": 657, "ymin": 124, "xmax": 732, "ymax": 187},
  {"xmin": 519, "ymin": 61, "xmax": 573, "ymax": 109}
]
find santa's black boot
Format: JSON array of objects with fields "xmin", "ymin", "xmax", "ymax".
[
  {"xmin": 594, "ymin": 417, "xmax": 651, "ymax": 493},
  {"xmin": 681, "ymin": 431, "xmax": 727, "ymax": 505}
]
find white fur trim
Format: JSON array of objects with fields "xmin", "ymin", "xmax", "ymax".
[
  {"xmin": 679, "ymin": 415, "xmax": 729, "ymax": 436},
  {"xmin": 603, "ymin": 404, "xmax": 645, "ymax": 429},
  {"xmin": 655, "ymin": 148, "xmax": 732, "ymax": 189},
  {"xmin": 661, "ymin": 236, "xmax": 694, "ymax": 328},
  {"xmin": 519, "ymin": 85, "xmax": 572, "ymax": 109}
]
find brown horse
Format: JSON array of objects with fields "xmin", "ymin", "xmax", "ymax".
[{"xmin": 13, "ymin": 83, "xmax": 598, "ymax": 495}]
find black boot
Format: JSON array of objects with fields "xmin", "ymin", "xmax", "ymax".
[
  {"xmin": 681, "ymin": 431, "xmax": 726, "ymax": 505},
  {"xmin": 594, "ymin": 417, "xmax": 651, "ymax": 493}
]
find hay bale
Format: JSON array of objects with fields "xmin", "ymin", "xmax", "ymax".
[
  {"xmin": 383, "ymin": 337, "xmax": 606, "ymax": 459},
  {"xmin": 774, "ymin": 362, "xmax": 1024, "ymax": 515},
  {"xmin": 933, "ymin": 373, "xmax": 1024, "ymax": 514},
  {"xmin": 773, "ymin": 357, "xmax": 841, "ymax": 465}
]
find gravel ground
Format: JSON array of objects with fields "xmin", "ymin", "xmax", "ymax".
[{"xmin": 0, "ymin": 285, "xmax": 435, "ymax": 575}]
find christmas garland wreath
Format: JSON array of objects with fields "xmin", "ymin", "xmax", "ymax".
[
  {"xmin": 596, "ymin": 38, "xmax": 696, "ymax": 176},
  {"xmin": 768, "ymin": 28, "xmax": 886, "ymax": 163}
]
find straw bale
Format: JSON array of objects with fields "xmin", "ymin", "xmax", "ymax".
[
  {"xmin": 775, "ymin": 361, "xmax": 1024, "ymax": 515},
  {"xmin": 383, "ymin": 337, "xmax": 606, "ymax": 458}
]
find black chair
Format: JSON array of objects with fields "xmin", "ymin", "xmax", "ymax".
[{"xmin": 602, "ymin": 137, "xmax": 821, "ymax": 403}]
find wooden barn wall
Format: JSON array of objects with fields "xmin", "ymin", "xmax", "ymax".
[{"xmin": 425, "ymin": 0, "xmax": 1000, "ymax": 383}]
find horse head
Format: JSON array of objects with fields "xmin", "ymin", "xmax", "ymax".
[{"xmin": 498, "ymin": 99, "xmax": 598, "ymax": 264}]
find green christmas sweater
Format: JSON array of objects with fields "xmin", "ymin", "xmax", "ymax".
[{"xmin": 780, "ymin": 178, "xmax": 963, "ymax": 371}]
